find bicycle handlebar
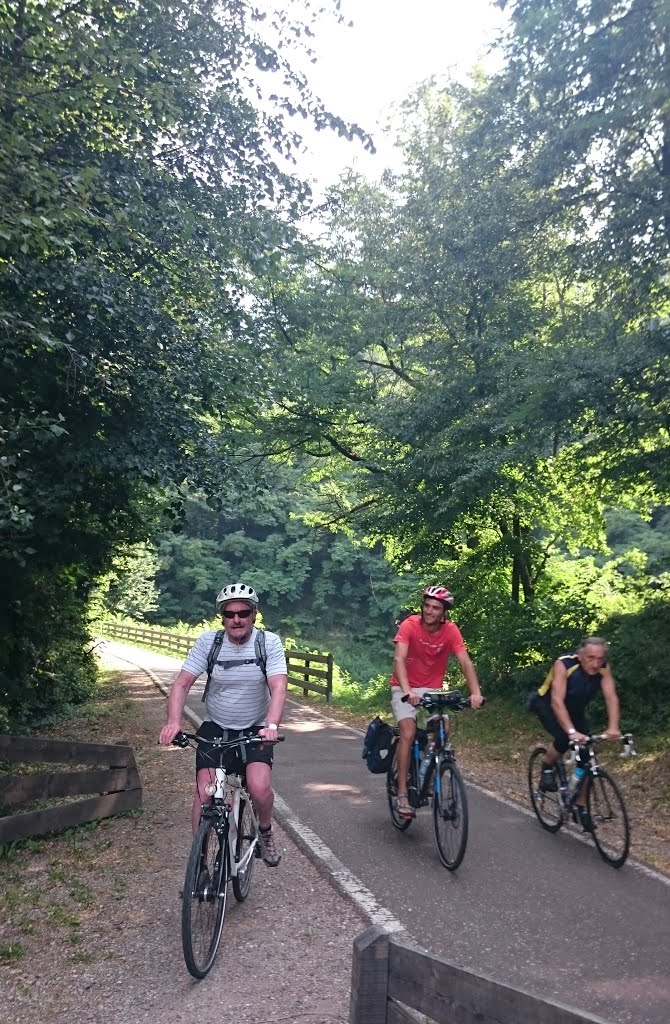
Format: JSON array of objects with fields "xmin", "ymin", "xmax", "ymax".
[
  {"xmin": 172, "ymin": 730, "xmax": 285, "ymax": 749},
  {"xmin": 570, "ymin": 733, "xmax": 636, "ymax": 758},
  {"xmin": 401, "ymin": 690, "xmax": 484, "ymax": 711}
]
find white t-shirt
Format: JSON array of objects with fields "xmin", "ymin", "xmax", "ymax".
[{"xmin": 182, "ymin": 626, "xmax": 287, "ymax": 730}]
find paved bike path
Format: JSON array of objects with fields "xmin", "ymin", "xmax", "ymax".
[{"xmin": 106, "ymin": 641, "xmax": 670, "ymax": 1024}]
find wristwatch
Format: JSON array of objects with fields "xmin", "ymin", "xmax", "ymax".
[
  {"xmin": 267, "ymin": 722, "xmax": 278, "ymax": 730},
  {"xmin": 568, "ymin": 727, "xmax": 576, "ymax": 735}
]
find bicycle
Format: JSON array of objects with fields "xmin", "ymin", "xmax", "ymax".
[
  {"xmin": 528, "ymin": 732, "xmax": 637, "ymax": 868},
  {"xmin": 173, "ymin": 729, "xmax": 284, "ymax": 978},
  {"xmin": 387, "ymin": 690, "xmax": 480, "ymax": 870}
]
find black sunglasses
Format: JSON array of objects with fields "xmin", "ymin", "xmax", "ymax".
[{"xmin": 222, "ymin": 608, "xmax": 253, "ymax": 619}]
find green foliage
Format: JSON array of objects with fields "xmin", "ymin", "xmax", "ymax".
[
  {"xmin": 601, "ymin": 600, "xmax": 670, "ymax": 734},
  {"xmin": 0, "ymin": 571, "xmax": 97, "ymax": 732},
  {"xmin": 0, "ymin": 0, "xmax": 366, "ymax": 729},
  {"xmin": 89, "ymin": 543, "xmax": 159, "ymax": 621},
  {"xmin": 148, "ymin": 491, "xmax": 413, "ymax": 646},
  {"xmin": 605, "ymin": 507, "xmax": 670, "ymax": 578}
]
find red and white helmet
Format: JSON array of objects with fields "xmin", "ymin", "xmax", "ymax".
[{"xmin": 423, "ymin": 585, "xmax": 455, "ymax": 607}]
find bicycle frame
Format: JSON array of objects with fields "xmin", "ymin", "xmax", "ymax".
[
  {"xmin": 200, "ymin": 763, "xmax": 261, "ymax": 884},
  {"xmin": 554, "ymin": 733, "xmax": 636, "ymax": 823},
  {"xmin": 410, "ymin": 711, "xmax": 453, "ymax": 807}
]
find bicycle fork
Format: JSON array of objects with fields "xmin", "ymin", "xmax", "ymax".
[{"xmin": 223, "ymin": 773, "xmax": 261, "ymax": 877}]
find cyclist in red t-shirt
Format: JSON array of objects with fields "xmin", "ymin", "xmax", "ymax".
[{"xmin": 391, "ymin": 585, "xmax": 483, "ymax": 818}]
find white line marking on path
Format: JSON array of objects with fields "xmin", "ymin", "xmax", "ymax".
[{"xmin": 273, "ymin": 794, "xmax": 406, "ymax": 934}]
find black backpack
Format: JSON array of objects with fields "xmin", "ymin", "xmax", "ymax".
[
  {"xmin": 362, "ymin": 716, "xmax": 394, "ymax": 774},
  {"xmin": 201, "ymin": 628, "xmax": 268, "ymax": 704}
]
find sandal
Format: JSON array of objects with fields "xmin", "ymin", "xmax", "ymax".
[{"xmin": 396, "ymin": 794, "xmax": 415, "ymax": 819}]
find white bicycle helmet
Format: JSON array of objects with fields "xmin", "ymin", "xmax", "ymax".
[{"xmin": 215, "ymin": 582, "xmax": 259, "ymax": 612}]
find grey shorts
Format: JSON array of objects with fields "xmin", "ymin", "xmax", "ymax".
[{"xmin": 391, "ymin": 687, "xmax": 434, "ymax": 721}]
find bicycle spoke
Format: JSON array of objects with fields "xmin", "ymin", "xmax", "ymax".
[
  {"xmin": 182, "ymin": 819, "xmax": 229, "ymax": 978},
  {"xmin": 232, "ymin": 797, "xmax": 256, "ymax": 902},
  {"xmin": 588, "ymin": 769, "xmax": 630, "ymax": 868},
  {"xmin": 528, "ymin": 746, "xmax": 563, "ymax": 833},
  {"xmin": 433, "ymin": 759, "xmax": 468, "ymax": 870}
]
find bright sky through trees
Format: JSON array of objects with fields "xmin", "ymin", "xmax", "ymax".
[{"xmin": 295, "ymin": 0, "xmax": 508, "ymax": 187}]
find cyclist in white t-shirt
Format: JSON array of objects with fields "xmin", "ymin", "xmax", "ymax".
[{"xmin": 159, "ymin": 582, "xmax": 287, "ymax": 866}]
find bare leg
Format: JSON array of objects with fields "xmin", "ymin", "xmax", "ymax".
[
  {"xmin": 396, "ymin": 717, "xmax": 416, "ymax": 798},
  {"xmin": 542, "ymin": 742, "xmax": 560, "ymax": 766},
  {"xmin": 544, "ymin": 743, "xmax": 588, "ymax": 808},
  {"xmin": 245, "ymin": 761, "xmax": 274, "ymax": 829},
  {"xmin": 192, "ymin": 767, "xmax": 216, "ymax": 834}
]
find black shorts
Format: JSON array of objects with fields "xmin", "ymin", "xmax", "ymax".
[
  {"xmin": 528, "ymin": 693, "xmax": 590, "ymax": 755},
  {"xmin": 195, "ymin": 720, "xmax": 274, "ymax": 776}
]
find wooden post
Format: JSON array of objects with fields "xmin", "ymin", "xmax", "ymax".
[
  {"xmin": 350, "ymin": 925, "xmax": 390, "ymax": 1024},
  {"xmin": 303, "ymin": 655, "xmax": 310, "ymax": 698},
  {"xmin": 326, "ymin": 652, "xmax": 333, "ymax": 704}
]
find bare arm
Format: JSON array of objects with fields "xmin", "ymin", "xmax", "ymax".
[
  {"xmin": 454, "ymin": 649, "xmax": 484, "ymax": 708},
  {"xmin": 600, "ymin": 667, "xmax": 621, "ymax": 738},
  {"xmin": 158, "ymin": 669, "xmax": 198, "ymax": 745},
  {"xmin": 548, "ymin": 661, "xmax": 582, "ymax": 738},
  {"xmin": 393, "ymin": 642, "xmax": 420, "ymax": 705},
  {"xmin": 258, "ymin": 673, "xmax": 288, "ymax": 740}
]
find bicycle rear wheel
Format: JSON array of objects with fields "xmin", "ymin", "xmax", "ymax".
[
  {"xmin": 232, "ymin": 796, "xmax": 256, "ymax": 902},
  {"xmin": 387, "ymin": 740, "xmax": 412, "ymax": 831},
  {"xmin": 528, "ymin": 746, "xmax": 563, "ymax": 833},
  {"xmin": 181, "ymin": 818, "xmax": 229, "ymax": 978},
  {"xmin": 433, "ymin": 758, "xmax": 468, "ymax": 870},
  {"xmin": 588, "ymin": 768, "xmax": 630, "ymax": 868}
]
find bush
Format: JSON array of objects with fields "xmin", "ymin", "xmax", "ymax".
[
  {"xmin": 600, "ymin": 600, "xmax": 670, "ymax": 733},
  {"xmin": 0, "ymin": 570, "xmax": 98, "ymax": 733}
]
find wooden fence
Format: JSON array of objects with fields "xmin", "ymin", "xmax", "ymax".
[
  {"xmin": 350, "ymin": 926, "xmax": 612, "ymax": 1024},
  {"xmin": 286, "ymin": 650, "xmax": 334, "ymax": 703},
  {"xmin": 103, "ymin": 621, "xmax": 194, "ymax": 658},
  {"xmin": 0, "ymin": 735, "xmax": 142, "ymax": 844},
  {"xmin": 101, "ymin": 622, "xmax": 334, "ymax": 703}
]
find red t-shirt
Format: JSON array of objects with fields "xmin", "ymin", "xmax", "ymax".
[{"xmin": 390, "ymin": 615, "xmax": 466, "ymax": 689}]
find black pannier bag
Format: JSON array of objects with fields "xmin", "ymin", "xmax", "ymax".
[{"xmin": 362, "ymin": 716, "xmax": 394, "ymax": 774}]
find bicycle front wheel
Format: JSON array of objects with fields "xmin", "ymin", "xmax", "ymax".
[
  {"xmin": 387, "ymin": 740, "xmax": 412, "ymax": 832},
  {"xmin": 528, "ymin": 746, "xmax": 563, "ymax": 833},
  {"xmin": 588, "ymin": 768, "xmax": 630, "ymax": 868},
  {"xmin": 232, "ymin": 796, "xmax": 256, "ymax": 902},
  {"xmin": 181, "ymin": 818, "xmax": 229, "ymax": 978},
  {"xmin": 433, "ymin": 758, "xmax": 468, "ymax": 870}
]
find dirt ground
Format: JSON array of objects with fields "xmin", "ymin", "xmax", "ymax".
[
  {"xmin": 2, "ymin": 659, "xmax": 668, "ymax": 1024},
  {"xmin": 0, "ymin": 659, "xmax": 367, "ymax": 1024}
]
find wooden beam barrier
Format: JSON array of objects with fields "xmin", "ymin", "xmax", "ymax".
[
  {"xmin": 0, "ymin": 736, "xmax": 142, "ymax": 844},
  {"xmin": 350, "ymin": 927, "xmax": 613, "ymax": 1024}
]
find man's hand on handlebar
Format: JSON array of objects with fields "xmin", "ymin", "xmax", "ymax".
[
  {"xmin": 403, "ymin": 690, "xmax": 422, "ymax": 707},
  {"xmin": 258, "ymin": 724, "xmax": 279, "ymax": 741},
  {"xmin": 159, "ymin": 723, "xmax": 182, "ymax": 746},
  {"xmin": 469, "ymin": 693, "xmax": 485, "ymax": 710}
]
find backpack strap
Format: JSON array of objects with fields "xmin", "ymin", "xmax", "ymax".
[
  {"xmin": 254, "ymin": 629, "xmax": 268, "ymax": 682},
  {"xmin": 201, "ymin": 628, "xmax": 269, "ymax": 704},
  {"xmin": 201, "ymin": 629, "xmax": 225, "ymax": 704}
]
